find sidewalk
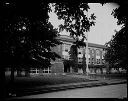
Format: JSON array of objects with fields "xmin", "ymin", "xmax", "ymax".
[{"xmin": 9, "ymin": 74, "xmax": 127, "ymax": 98}]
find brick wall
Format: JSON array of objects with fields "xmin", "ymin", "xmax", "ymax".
[{"xmin": 51, "ymin": 62, "xmax": 64, "ymax": 73}]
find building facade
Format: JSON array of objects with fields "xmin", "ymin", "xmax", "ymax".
[
  {"xmin": 32, "ymin": 35, "xmax": 107, "ymax": 75},
  {"xmin": 6, "ymin": 35, "xmax": 125, "ymax": 76}
]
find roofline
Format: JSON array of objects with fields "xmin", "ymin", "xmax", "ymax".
[{"xmin": 57, "ymin": 35, "xmax": 107, "ymax": 49}]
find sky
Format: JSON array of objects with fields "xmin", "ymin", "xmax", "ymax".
[{"xmin": 49, "ymin": 3, "xmax": 122, "ymax": 45}]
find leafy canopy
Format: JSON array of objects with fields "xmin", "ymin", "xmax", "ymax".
[
  {"xmin": 104, "ymin": 1, "xmax": 128, "ymax": 69},
  {"xmin": 0, "ymin": 1, "xmax": 61, "ymax": 68}
]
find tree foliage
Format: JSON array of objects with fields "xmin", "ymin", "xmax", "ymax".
[
  {"xmin": 0, "ymin": 1, "xmax": 63, "ymax": 98},
  {"xmin": 69, "ymin": 45, "xmax": 78, "ymax": 72},
  {"xmin": 0, "ymin": 1, "xmax": 61, "ymax": 70},
  {"xmin": 53, "ymin": 2, "xmax": 96, "ymax": 72},
  {"xmin": 54, "ymin": 2, "xmax": 96, "ymax": 39},
  {"xmin": 104, "ymin": 1, "xmax": 128, "ymax": 70}
]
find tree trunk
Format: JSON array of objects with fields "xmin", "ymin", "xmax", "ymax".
[
  {"xmin": 82, "ymin": 62, "xmax": 86, "ymax": 74},
  {"xmin": 9, "ymin": 67, "xmax": 15, "ymax": 95},
  {"xmin": 100, "ymin": 68, "xmax": 103, "ymax": 74},
  {"xmin": 94, "ymin": 68, "xmax": 97, "ymax": 73},
  {"xmin": 0, "ymin": 67, "xmax": 6, "ymax": 99},
  {"xmin": 17, "ymin": 70, "xmax": 22, "ymax": 77},
  {"xmin": 106, "ymin": 63, "xmax": 111, "ymax": 74},
  {"xmin": 25, "ymin": 68, "xmax": 30, "ymax": 77},
  {"xmin": 82, "ymin": 65, "xmax": 86, "ymax": 74},
  {"xmin": 17, "ymin": 67, "xmax": 22, "ymax": 77},
  {"xmin": 82, "ymin": 60, "xmax": 86, "ymax": 74},
  {"xmin": 10, "ymin": 67, "xmax": 15, "ymax": 84},
  {"xmin": 72, "ymin": 65, "xmax": 77, "ymax": 73},
  {"xmin": 116, "ymin": 68, "xmax": 120, "ymax": 73},
  {"xmin": 82, "ymin": 47, "xmax": 86, "ymax": 74},
  {"xmin": 72, "ymin": 56, "xmax": 78, "ymax": 73}
]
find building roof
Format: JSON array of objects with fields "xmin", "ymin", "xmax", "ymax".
[
  {"xmin": 57, "ymin": 35, "xmax": 75, "ymax": 43},
  {"xmin": 57, "ymin": 35, "xmax": 106, "ymax": 49},
  {"xmin": 88, "ymin": 43, "xmax": 106, "ymax": 49}
]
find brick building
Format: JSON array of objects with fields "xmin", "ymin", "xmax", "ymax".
[{"xmin": 31, "ymin": 35, "xmax": 107, "ymax": 75}]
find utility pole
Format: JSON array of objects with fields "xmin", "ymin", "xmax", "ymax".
[
  {"xmin": 86, "ymin": 10, "xmax": 90, "ymax": 75},
  {"xmin": 86, "ymin": 31, "xmax": 90, "ymax": 75}
]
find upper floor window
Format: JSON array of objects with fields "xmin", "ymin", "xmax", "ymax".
[
  {"xmin": 88, "ymin": 48, "xmax": 91, "ymax": 55},
  {"xmin": 78, "ymin": 48, "xmax": 83, "ymax": 54},
  {"xmin": 62, "ymin": 44, "xmax": 70, "ymax": 52},
  {"xmin": 91, "ymin": 49, "xmax": 95, "ymax": 56},
  {"xmin": 102, "ymin": 59, "xmax": 105, "ymax": 64},
  {"xmin": 65, "ymin": 49, "xmax": 68, "ymax": 52},
  {"xmin": 89, "ymin": 58, "xmax": 91, "ymax": 63},
  {"xmin": 62, "ymin": 44, "xmax": 71, "ymax": 60},
  {"xmin": 96, "ymin": 49, "xmax": 100, "ymax": 56},
  {"xmin": 102, "ymin": 51, "xmax": 105, "ymax": 59},
  {"xmin": 78, "ymin": 52, "xmax": 82, "ymax": 54},
  {"xmin": 91, "ymin": 58, "xmax": 94, "ymax": 64}
]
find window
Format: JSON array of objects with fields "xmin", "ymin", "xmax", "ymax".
[
  {"xmin": 78, "ymin": 57, "xmax": 82, "ymax": 60},
  {"xmin": 79, "ymin": 60, "xmax": 82, "ymax": 63},
  {"xmin": 30, "ymin": 68, "xmax": 39, "ymax": 74},
  {"xmin": 89, "ymin": 58, "xmax": 90, "ymax": 63},
  {"xmin": 92, "ymin": 49, "xmax": 95, "ymax": 56},
  {"xmin": 62, "ymin": 44, "xmax": 70, "ymax": 60},
  {"xmin": 42, "ymin": 67, "xmax": 51, "ymax": 73},
  {"xmin": 78, "ymin": 52, "xmax": 81, "ymax": 54},
  {"xmin": 96, "ymin": 49, "xmax": 100, "ymax": 56},
  {"xmin": 65, "ymin": 49, "xmax": 68, "ymax": 52},
  {"xmin": 78, "ymin": 48, "xmax": 83, "ymax": 54},
  {"xmin": 102, "ymin": 59, "xmax": 105, "ymax": 64},
  {"xmin": 63, "ymin": 44, "xmax": 70, "ymax": 52},
  {"xmin": 91, "ymin": 58, "xmax": 94, "ymax": 64},
  {"xmin": 78, "ymin": 57, "xmax": 83, "ymax": 64},
  {"xmin": 88, "ymin": 48, "xmax": 90, "ymax": 55},
  {"xmin": 64, "ymin": 55, "xmax": 69, "ymax": 60},
  {"xmin": 96, "ymin": 59, "xmax": 98, "ymax": 64},
  {"xmin": 96, "ymin": 59, "xmax": 100, "ymax": 64},
  {"xmin": 102, "ymin": 51, "xmax": 105, "ymax": 59},
  {"xmin": 92, "ymin": 49, "xmax": 94, "ymax": 54}
]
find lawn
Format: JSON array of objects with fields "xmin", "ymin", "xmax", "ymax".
[
  {"xmin": 6, "ymin": 73, "xmax": 127, "ymax": 92},
  {"xmin": 7, "ymin": 74, "xmax": 96, "ymax": 89},
  {"xmin": 88, "ymin": 73, "xmax": 127, "ymax": 79},
  {"xmin": 5, "ymin": 73, "xmax": 127, "ymax": 97}
]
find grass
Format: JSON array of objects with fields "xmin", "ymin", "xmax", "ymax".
[
  {"xmin": 6, "ymin": 73, "xmax": 127, "ymax": 90},
  {"xmin": 7, "ymin": 74, "xmax": 96, "ymax": 89},
  {"xmin": 88, "ymin": 73, "xmax": 127, "ymax": 79},
  {"xmin": 5, "ymin": 73, "xmax": 127, "ymax": 97}
]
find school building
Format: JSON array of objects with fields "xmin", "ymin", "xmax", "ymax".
[{"xmin": 30, "ymin": 35, "xmax": 107, "ymax": 75}]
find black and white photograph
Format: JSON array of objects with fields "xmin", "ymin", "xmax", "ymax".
[{"xmin": 0, "ymin": 0, "xmax": 127, "ymax": 100}]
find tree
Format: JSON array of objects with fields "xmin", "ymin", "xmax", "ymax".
[
  {"xmin": 0, "ymin": 1, "xmax": 61, "ymax": 98},
  {"xmin": 69, "ymin": 40, "xmax": 86, "ymax": 73},
  {"xmin": 54, "ymin": 2, "xmax": 96, "ymax": 73},
  {"xmin": 104, "ymin": 1, "xmax": 128, "ymax": 73},
  {"xmin": 63, "ymin": 59, "xmax": 72, "ymax": 72},
  {"xmin": 69, "ymin": 45, "xmax": 78, "ymax": 72}
]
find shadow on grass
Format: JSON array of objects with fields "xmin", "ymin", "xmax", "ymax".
[
  {"xmin": 7, "ymin": 74, "xmax": 97, "ymax": 89},
  {"xmin": 88, "ymin": 73, "xmax": 127, "ymax": 79}
]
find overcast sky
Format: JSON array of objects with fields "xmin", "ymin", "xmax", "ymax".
[{"xmin": 49, "ymin": 3, "xmax": 122, "ymax": 45}]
